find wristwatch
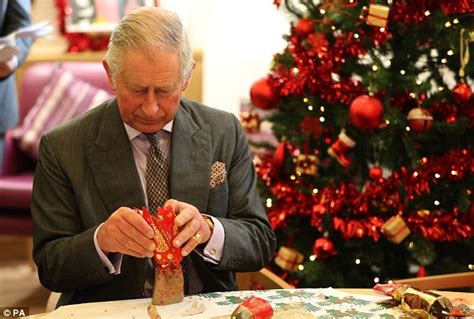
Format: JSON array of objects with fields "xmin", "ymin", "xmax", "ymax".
[{"xmin": 203, "ymin": 216, "xmax": 214, "ymax": 232}]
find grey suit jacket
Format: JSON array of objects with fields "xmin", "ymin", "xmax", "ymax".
[
  {"xmin": 32, "ymin": 98, "xmax": 276, "ymax": 306},
  {"xmin": 0, "ymin": 0, "xmax": 32, "ymax": 133}
]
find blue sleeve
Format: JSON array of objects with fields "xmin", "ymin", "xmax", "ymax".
[{"xmin": 3, "ymin": 0, "xmax": 33, "ymax": 65}]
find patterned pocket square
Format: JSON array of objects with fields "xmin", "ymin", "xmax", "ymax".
[{"xmin": 210, "ymin": 161, "xmax": 226, "ymax": 189}]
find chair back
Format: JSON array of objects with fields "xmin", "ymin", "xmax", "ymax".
[
  {"xmin": 19, "ymin": 62, "xmax": 112, "ymax": 121},
  {"xmin": 236, "ymin": 268, "xmax": 294, "ymax": 290}
]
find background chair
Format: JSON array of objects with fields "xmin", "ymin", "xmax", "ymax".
[
  {"xmin": 394, "ymin": 271, "xmax": 474, "ymax": 290},
  {"xmin": 0, "ymin": 62, "xmax": 113, "ymax": 237},
  {"xmin": 236, "ymin": 267, "xmax": 294, "ymax": 290}
]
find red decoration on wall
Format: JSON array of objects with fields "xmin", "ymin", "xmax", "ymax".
[
  {"xmin": 55, "ymin": 0, "xmax": 159, "ymax": 52},
  {"xmin": 55, "ymin": 0, "xmax": 110, "ymax": 52}
]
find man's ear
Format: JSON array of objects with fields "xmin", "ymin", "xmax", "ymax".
[
  {"xmin": 181, "ymin": 63, "xmax": 196, "ymax": 91},
  {"xmin": 181, "ymin": 77, "xmax": 191, "ymax": 91},
  {"xmin": 102, "ymin": 59, "xmax": 117, "ymax": 91}
]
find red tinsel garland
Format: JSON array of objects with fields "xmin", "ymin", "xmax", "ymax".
[
  {"xmin": 267, "ymin": 0, "xmax": 473, "ymax": 109},
  {"xmin": 257, "ymin": 148, "xmax": 473, "ymax": 242},
  {"xmin": 390, "ymin": 0, "xmax": 473, "ymax": 25}
]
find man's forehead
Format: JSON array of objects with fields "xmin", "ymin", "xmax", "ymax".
[{"xmin": 121, "ymin": 72, "xmax": 180, "ymax": 89}]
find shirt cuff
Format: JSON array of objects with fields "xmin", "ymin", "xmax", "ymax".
[
  {"xmin": 197, "ymin": 215, "xmax": 224, "ymax": 264},
  {"xmin": 93, "ymin": 223, "xmax": 123, "ymax": 274}
]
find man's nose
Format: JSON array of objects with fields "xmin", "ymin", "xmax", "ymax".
[{"xmin": 142, "ymin": 90, "xmax": 159, "ymax": 114}]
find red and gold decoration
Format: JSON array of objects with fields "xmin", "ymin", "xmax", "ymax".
[
  {"xmin": 366, "ymin": 4, "xmax": 390, "ymax": 28},
  {"xmin": 327, "ymin": 129, "xmax": 356, "ymax": 168},
  {"xmin": 382, "ymin": 215, "xmax": 411, "ymax": 244},
  {"xmin": 240, "ymin": 110, "xmax": 260, "ymax": 134},
  {"xmin": 296, "ymin": 154, "xmax": 319, "ymax": 176},
  {"xmin": 374, "ymin": 284, "xmax": 472, "ymax": 317},
  {"xmin": 312, "ymin": 237, "xmax": 337, "ymax": 260},
  {"xmin": 407, "ymin": 108, "xmax": 433, "ymax": 133},
  {"xmin": 274, "ymin": 246, "xmax": 304, "ymax": 272},
  {"xmin": 349, "ymin": 95, "xmax": 385, "ymax": 131},
  {"xmin": 231, "ymin": 297, "xmax": 273, "ymax": 319},
  {"xmin": 141, "ymin": 207, "xmax": 183, "ymax": 305},
  {"xmin": 250, "ymin": 78, "xmax": 280, "ymax": 110}
]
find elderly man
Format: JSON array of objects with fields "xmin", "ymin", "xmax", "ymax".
[{"xmin": 32, "ymin": 7, "xmax": 276, "ymax": 306}]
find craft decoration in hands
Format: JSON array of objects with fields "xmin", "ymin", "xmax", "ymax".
[
  {"xmin": 141, "ymin": 207, "xmax": 184, "ymax": 305},
  {"xmin": 141, "ymin": 206, "xmax": 182, "ymax": 266}
]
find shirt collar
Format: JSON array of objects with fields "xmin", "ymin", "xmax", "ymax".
[{"xmin": 124, "ymin": 121, "xmax": 173, "ymax": 141}]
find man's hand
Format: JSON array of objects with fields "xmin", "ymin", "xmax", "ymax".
[
  {"xmin": 166, "ymin": 199, "xmax": 213, "ymax": 256},
  {"xmin": 0, "ymin": 56, "xmax": 18, "ymax": 78},
  {"xmin": 97, "ymin": 207, "xmax": 156, "ymax": 258}
]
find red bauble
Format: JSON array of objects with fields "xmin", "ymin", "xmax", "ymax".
[
  {"xmin": 294, "ymin": 18, "xmax": 316, "ymax": 38},
  {"xmin": 452, "ymin": 82, "xmax": 473, "ymax": 101},
  {"xmin": 349, "ymin": 95, "xmax": 384, "ymax": 131},
  {"xmin": 312, "ymin": 238, "xmax": 337, "ymax": 260},
  {"xmin": 250, "ymin": 78, "xmax": 279, "ymax": 110},
  {"xmin": 407, "ymin": 108, "xmax": 433, "ymax": 133},
  {"xmin": 369, "ymin": 166, "xmax": 383, "ymax": 180},
  {"xmin": 272, "ymin": 139, "xmax": 286, "ymax": 176}
]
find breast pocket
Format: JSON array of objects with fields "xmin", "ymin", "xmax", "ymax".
[{"xmin": 206, "ymin": 182, "xmax": 228, "ymax": 217}]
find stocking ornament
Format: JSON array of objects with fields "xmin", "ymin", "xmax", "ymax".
[{"xmin": 327, "ymin": 129, "xmax": 356, "ymax": 168}]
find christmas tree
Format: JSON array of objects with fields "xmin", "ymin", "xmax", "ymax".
[{"xmin": 248, "ymin": 0, "xmax": 473, "ymax": 288}]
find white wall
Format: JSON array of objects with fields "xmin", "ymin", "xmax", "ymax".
[
  {"xmin": 200, "ymin": 1, "xmax": 288, "ymax": 115},
  {"xmin": 163, "ymin": 0, "xmax": 289, "ymax": 115}
]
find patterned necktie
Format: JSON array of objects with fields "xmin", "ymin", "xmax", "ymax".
[
  {"xmin": 144, "ymin": 133, "xmax": 169, "ymax": 214},
  {"xmin": 143, "ymin": 132, "xmax": 170, "ymax": 297},
  {"xmin": 144, "ymin": 133, "xmax": 189, "ymax": 298}
]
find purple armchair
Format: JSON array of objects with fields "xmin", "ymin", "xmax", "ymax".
[{"xmin": 0, "ymin": 62, "xmax": 113, "ymax": 236}]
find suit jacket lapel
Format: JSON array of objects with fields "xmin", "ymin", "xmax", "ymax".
[
  {"xmin": 85, "ymin": 100, "xmax": 145, "ymax": 213},
  {"xmin": 170, "ymin": 103, "xmax": 211, "ymax": 212}
]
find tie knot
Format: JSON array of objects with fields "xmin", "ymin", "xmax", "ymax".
[{"xmin": 144, "ymin": 133, "xmax": 159, "ymax": 146}]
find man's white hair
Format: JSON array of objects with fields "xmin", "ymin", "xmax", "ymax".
[{"xmin": 105, "ymin": 7, "xmax": 194, "ymax": 83}]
